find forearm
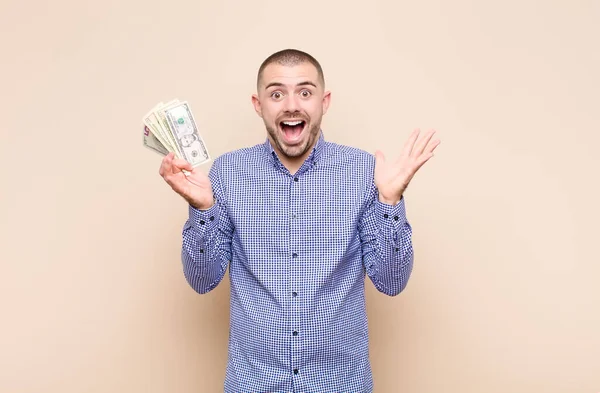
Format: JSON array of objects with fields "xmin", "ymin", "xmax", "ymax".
[
  {"xmin": 181, "ymin": 203, "xmax": 231, "ymax": 294},
  {"xmin": 361, "ymin": 190, "xmax": 415, "ymax": 296},
  {"xmin": 368, "ymin": 197, "xmax": 414, "ymax": 295}
]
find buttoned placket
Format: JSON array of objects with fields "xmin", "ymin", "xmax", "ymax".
[
  {"xmin": 288, "ymin": 156, "xmax": 319, "ymax": 392},
  {"xmin": 267, "ymin": 139, "xmax": 320, "ymax": 391},
  {"xmin": 289, "ymin": 172, "xmax": 302, "ymax": 387}
]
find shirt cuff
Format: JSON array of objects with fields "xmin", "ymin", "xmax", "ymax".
[
  {"xmin": 187, "ymin": 202, "xmax": 220, "ymax": 234},
  {"xmin": 375, "ymin": 196, "xmax": 408, "ymax": 235}
]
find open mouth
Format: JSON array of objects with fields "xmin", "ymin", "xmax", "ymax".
[{"xmin": 279, "ymin": 119, "xmax": 306, "ymax": 143}]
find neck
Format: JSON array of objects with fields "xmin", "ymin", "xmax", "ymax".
[
  {"xmin": 270, "ymin": 139, "xmax": 317, "ymax": 175},
  {"xmin": 280, "ymin": 155, "xmax": 307, "ymax": 175}
]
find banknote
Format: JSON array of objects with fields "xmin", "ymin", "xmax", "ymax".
[
  {"xmin": 142, "ymin": 99, "xmax": 211, "ymax": 168},
  {"xmin": 142, "ymin": 124, "xmax": 169, "ymax": 156},
  {"xmin": 143, "ymin": 101, "xmax": 179, "ymax": 156},
  {"xmin": 163, "ymin": 101, "xmax": 211, "ymax": 167},
  {"xmin": 153, "ymin": 99, "xmax": 182, "ymax": 157}
]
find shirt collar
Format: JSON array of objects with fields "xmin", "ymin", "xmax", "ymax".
[{"xmin": 263, "ymin": 129, "xmax": 326, "ymax": 171}]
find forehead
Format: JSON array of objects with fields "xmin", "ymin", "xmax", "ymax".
[{"xmin": 260, "ymin": 62, "xmax": 321, "ymax": 89}]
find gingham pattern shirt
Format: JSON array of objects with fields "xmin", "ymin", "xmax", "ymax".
[{"xmin": 181, "ymin": 131, "xmax": 414, "ymax": 393}]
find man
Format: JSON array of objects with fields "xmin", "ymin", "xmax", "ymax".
[{"xmin": 159, "ymin": 48, "xmax": 440, "ymax": 393}]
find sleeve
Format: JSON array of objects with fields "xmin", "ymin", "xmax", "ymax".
[
  {"xmin": 358, "ymin": 181, "xmax": 414, "ymax": 296},
  {"xmin": 180, "ymin": 158, "xmax": 234, "ymax": 294}
]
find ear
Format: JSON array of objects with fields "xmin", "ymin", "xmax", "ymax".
[
  {"xmin": 321, "ymin": 90, "xmax": 331, "ymax": 115},
  {"xmin": 251, "ymin": 94, "xmax": 263, "ymax": 118}
]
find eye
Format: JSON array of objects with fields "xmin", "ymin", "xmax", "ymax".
[
  {"xmin": 300, "ymin": 89, "xmax": 311, "ymax": 98},
  {"xmin": 271, "ymin": 91, "xmax": 283, "ymax": 100}
]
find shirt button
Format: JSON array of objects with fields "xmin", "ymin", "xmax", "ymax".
[
  {"xmin": 292, "ymin": 291, "xmax": 298, "ymax": 297},
  {"xmin": 293, "ymin": 368, "xmax": 299, "ymax": 375},
  {"xmin": 294, "ymin": 177, "xmax": 299, "ymax": 182},
  {"xmin": 293, "ymin": 331, "xmax": 298, "ymax": 336},
  {"xmin": 394, "ymin": 215, "xmax": 399, "ymax": 221},
  {"xmin": 292, "ymin": 253, "xmax": 298, "ymax": 258},
  {"xmin": 383, "ymin": 214, "xmax": 389, "ymax": 218}
]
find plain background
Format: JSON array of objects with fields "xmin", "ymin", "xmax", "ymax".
[{"xmin": 1, "ymin": 0, "xmax": 598, "ymax": 392}]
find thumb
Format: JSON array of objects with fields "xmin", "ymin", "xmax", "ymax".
[
  {"xmin": 374, "ymin": 150, "xmax": 385, "ymax": 165},
  {"xmin": 173, "ymin": 158, "xmax": 194, "ymax": 172}
]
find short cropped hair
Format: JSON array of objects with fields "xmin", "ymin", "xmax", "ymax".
[{"xmin": 257, "ymin": 48, "xmax": 325, "ymax": 89}]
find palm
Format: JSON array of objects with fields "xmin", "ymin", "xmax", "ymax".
[
  {"xmin": 176, "ymin": 170, "xmax": 213, "ymax": 207},
  {"xmin": 159, "ymin": 153, "xmax": 214, "ymax": 209},
  {"xmin": 374, "ymin": 129, "xmax": 440, "ymax": 203}
]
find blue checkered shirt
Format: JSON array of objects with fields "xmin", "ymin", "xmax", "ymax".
[{"xmin": 181, "ymin": 131, "xmax": 414, "ymax": 392}]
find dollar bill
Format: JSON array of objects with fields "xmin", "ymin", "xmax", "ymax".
[
  {"xmin": 163, "ymin": 101, "xmax": 211, "ymax": 167},
  {"xmin": 141, "ymin": 99, "xmax": 211, "ymax": 168},
  {"xmin": 143, "ymin": 105, "xmax": 176, "ymax": 155},
  {"xmin": 154, "ymin": 100, "xmax": 182, "ymax": 157},
  {"xmin": 142, "ymin": 124, "xmax": 169, "ymax": 156}
]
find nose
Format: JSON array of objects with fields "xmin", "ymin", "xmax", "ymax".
[{"xmin": 283, "ymin": 93, "xmax": 301, "ymax": 113}]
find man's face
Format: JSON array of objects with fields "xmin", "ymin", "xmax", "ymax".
[
  {"xmin": 181, "ymin": 134, "xmax": 195, "ymax": 147},
  {"xmin": 252, "ymin": 62, "xmax": 330, "ymax": 162}
]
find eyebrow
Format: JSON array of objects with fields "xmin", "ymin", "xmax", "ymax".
[{"xmin": 264, "ymin": 81, "xmax": 317, "ymax": 90}]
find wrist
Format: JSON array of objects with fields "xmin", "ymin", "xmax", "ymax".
[
  {"xmin": 189, "ymin": 197, "xmax": 215, "ymax": 211},
  {"xmin": 378, "ymin": 193, "xmax": 403, "ymax": 206}
]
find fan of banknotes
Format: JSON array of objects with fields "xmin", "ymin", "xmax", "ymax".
[{"xmin": 142, "ymin": 99, "xmax": 211, "ymax": 168}]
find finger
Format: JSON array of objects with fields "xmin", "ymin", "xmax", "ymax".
[
  {"xmin": 159, "ymin": 153, "xmax": 174, "ymax": 177},
  {"xmin": 172, "ymin": 158, "xmax": 194, "ymax": 172},
  {"xmin": 374, "ymin": 150, "xmax": 385, "ymax": 165},
  {"xmin": 162, "ymin": 153, "xmax": 181, "ymax": 180},
  {"xmin": 426, "ymin": 139, "xmax": 441, "ymax": 154},
  {"xmin": 415, "ymin": 151, "xmax": 435, "ymax": 170},
  {"xmin": 412, "ymin": 129, "xmax": 436, "ymax": 157},
  {"xmin": 401, "ymin": 128, "xmax": 420, "ymax": 157}
]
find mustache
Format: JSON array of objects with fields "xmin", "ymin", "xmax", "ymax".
[{"xmin": 277, "ymin": 112, "xmax": 309, "ymax": 122}]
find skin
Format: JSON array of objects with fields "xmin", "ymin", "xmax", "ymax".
[
  {"xmin": 159, "ymin": 61, "xmax": 441, "ymax": 210},
  {"xmin": 251, "ymin": 62, "xmax": 331, "ymax": 174}
]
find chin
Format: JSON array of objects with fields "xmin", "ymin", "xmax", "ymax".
[
  {"xmin": 280, "ymin": 142, "xmax": 310, "ymax": 158},
  {"xmin": 266, "ymin": 118, "xmax": 319, "ymax": 159}
]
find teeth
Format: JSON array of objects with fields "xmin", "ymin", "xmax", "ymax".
[{"xmin": 282, "ymin": 121, "xmax": 302, "ymax": 126}]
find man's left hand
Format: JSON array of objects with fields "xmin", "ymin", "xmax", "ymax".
[{"xmin": 374, "ymin": 128, "xmax": 441, "ymax": 205}]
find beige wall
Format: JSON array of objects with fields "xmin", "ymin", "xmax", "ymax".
[{"xmin": 1, "ymin": 0, "xmax": 598, "ymax": 392}]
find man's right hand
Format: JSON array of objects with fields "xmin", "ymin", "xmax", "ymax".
[{"xmin": 159, "ymin": 152, "xmax": 215, "ymax": 210}]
